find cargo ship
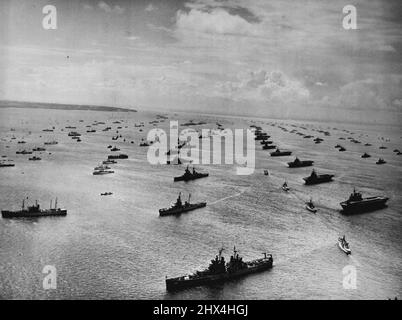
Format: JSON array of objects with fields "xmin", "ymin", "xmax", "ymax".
[
  {"xmin": 2, "ymin": 199, "xmax": 67, "ymax": 218},
  {"xmin": 166, "ymin": 247, "xmax": 273, "ymax": 291}
]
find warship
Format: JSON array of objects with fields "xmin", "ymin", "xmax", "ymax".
[
  {"xmin": 159, "ymin": 193, "xmax": 206, "ymax": 216},
  {"xmin": 287, "ymin": 157, "xmax": 314, "ymax": 168},
  {"xmin": 340, "ymin": 189, "xmax": 389, "ymax": 214},
  {"xmin": 262, "ymin": 144, "xmax": 276, "ymax": 150},
  {"xmin": 270, "ymin": 148, "xmax": 292, "ymax": 157},
  {"xmin": 0, "ymin": 162, "xmax": 15, "ymax": 167},
  {"xmin": 2, "ymin": 199, "xmax": 67, "ymax": 218},
  {"xmin": 173, "ymin": 166, "xmax": 209, "ymax": 182},
  {"xmin": 166, "ymin": 247, "xmax": 273, "ymax": 291},
  {"xmin": 108, "ymin": 154, "xmax": 128, "ymax": 159},
  {"xmin": 303, "ymin": 169, "xmax": 334, "ymax": 185}
]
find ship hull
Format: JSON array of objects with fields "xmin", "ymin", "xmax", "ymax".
[
  {"xmin": 303, "ymin": 175, "xmax": 334, "ymax": 185},
  {"xmin": 287, "ymin": 161, "xmax": 314, "ymax": 168},
  {"xmin": 159, "ymin": 202, "xmax": 206, "ymax": 216},
  {"xmin": 270, "ymin": 152, "xmax": 292, "ymax": 157},
  {"xmin": 340, "ymin": 197, "xmax": 389, "ymax": 214},
  {"xmin": 1, "ymin": 210, "xmax": 67, "ymax": 218},
  {"xmin": 166, "ymin": 260, "xmax": 273, "ymax": 291},
  {"xmin": 173, "ymin": 173, "xmax": 209, "ymax": 182}
]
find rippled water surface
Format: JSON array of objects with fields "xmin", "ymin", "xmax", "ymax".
[{"xmin": 0, "ymin": 107, "xmax": 401, "ymax": 299}]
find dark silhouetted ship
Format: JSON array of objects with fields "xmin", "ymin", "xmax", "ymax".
[
  {"xmin": 303, "ymin": 169, "xmax": 334, "ymax": 185},
  {"xmin": 2, "ymin": 199, "xmax": 67, "ymax": 218},
  {"xmin": 166, "ymin": 247, "xmax": 273, "ymax": 291},
  {"xmin": 159, "ymin": 193, "xmax": 206, "ymax": 216},
  {"xmin": 287, "ymin": 157, "xmax": 314, "ymax": 168},
  {"xmin": 173, "ymin": 166, "xmax": 209, "ymax": 182},
  {"xmin": 270, "ymin": 148, "xmax": 292, "ymax": 157},
  {"xmin": 340, "ymin": 189, "xmax": 389, "ymax": 214}
]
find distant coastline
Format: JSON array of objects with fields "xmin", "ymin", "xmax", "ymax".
[{"xmin": 0, "ymin": 100, "xmax": 137, "ymax": 113}]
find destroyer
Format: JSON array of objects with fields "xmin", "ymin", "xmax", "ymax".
[
  {"xmin": 159, "ymin": 193, "xmax": 206, "ymax": 216},
  {"xmin": 166, "ymin": 247, "xmax": 273, "ymax": 291},
  {"xmin": 303, "ymin": 169, "xmax": 334, "ymax": 185},
  {"xmin": 340, "ymin": 189, "xmax": 389, "ymax": 214},
  {"xmin": 173, "ymin": 166, "xmax": 209, "ymax": 182},
  {"xmin": 287, "ymin": 157, "xmax": 314, "ymax": 168},
  {"xmin": 2, "ymin": 199, "xmax": 67, "ymax": 218}
]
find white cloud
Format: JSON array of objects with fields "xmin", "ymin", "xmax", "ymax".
[
  {"xmin": 328, "ymin": 75, "xmax": 402, "ymax": 110},
  {"xmin": 98, "ymin": 1, "xmax": 124, "ymax": 14},
  {"xmin": 145, "ymin": 4, "xmax": 156, "ymax": 12},
  {"xmin": 176, "ymin": 8, "xmax": 258, "ymax": 36},
  {"xmin": 216, "ymin": 70, "xmax": 310, "ymax": 104}
]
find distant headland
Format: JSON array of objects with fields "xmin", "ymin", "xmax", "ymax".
[{"xmin": 0, "ymin": 100, "xmax": 137, "ymax": 113}]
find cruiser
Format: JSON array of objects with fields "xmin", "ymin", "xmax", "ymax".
[
  {"xmin": 303, "ymin": 169, "xmax": 334, "ymax": 185},
  {"xmin": 159, "ymin": 193, "xmax": 206, "ymax": 216},
  {"xmin": 2, "ymin": 199, "xmax": 67, "ymax": 218},
  {"xmin": 166, "ymin": 247, "xmax": 273, "ymax": 291},
  {"xmin": 340, "ymin": 189, "xmax": 389, "ymax": 214},
  {"xmin": 173, "ymin": 166, "xmax": 209, "ymax": 182},
  {"xmin": 287, "ymin": 157, "xmax": 314, "ymax": 168},
  {"xmin": 270, "ymin": 148, "xmax": 292, "ymax": 157}
]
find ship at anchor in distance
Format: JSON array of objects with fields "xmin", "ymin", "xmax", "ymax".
[
  {"xmin": 340, "ymin": 189, "xmax": 389, "ymax": 214},
  {"xmin": 1, "ymin": 198, "xmax": 67, "ymax": 218},
  {"xmin": 173, "ymin": 166, "xmax": 209, "ymax": 182},
  {"xmin": 159, "ymin": 193, "xmax": 206, "ymax": 216},
  {"xmin": 165, "ymin": 247, "xmax": 273, "ymax": 291}
]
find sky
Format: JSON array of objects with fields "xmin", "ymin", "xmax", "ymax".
[{"xmin": 0, "ymin": 0, "xmax": 401, "ymax": 123}]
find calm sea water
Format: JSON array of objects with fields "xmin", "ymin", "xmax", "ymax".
[{"xmin": 0, "ymin": 107, "xmax": 401, "ymax": 299}]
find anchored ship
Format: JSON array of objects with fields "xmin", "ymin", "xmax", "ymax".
[
  {"xmin": 340, "ymin": 189, "xmax": 389, "ymax": 214},
  {"xmin": 303, "ymin": 169, "xmax": 334, "ymax": 185},
  {"xmin": 159, "ymin": 193, "xmax": 206, "ymax": 216},
  {"xmin": 2, "ymin": 198, "xmax": 67, "ymax": 218},
  {"xmin": 287, "ymin": 157, "xmax": 314, "ymax": 168},
  {"xmin": 270, "ymin": 148, "xmax": 292, "ymax": 157},
  {"xmin": 166, "ymin": 247, "xmax": 273, "ymax": 291},
  {"xmin": 173, "ymin": 166, "xmax": 209, "ymax": 182}
]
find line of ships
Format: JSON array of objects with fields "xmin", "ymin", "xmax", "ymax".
[{"xmin": 0, "ymin": 123, "xmax": 392, "ymax": 292}]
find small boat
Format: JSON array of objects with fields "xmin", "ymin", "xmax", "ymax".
[
  {"xmin": 361, "ymin": 153, "xmax": 371, "ymax": 158},
  {"xmin": 264, "ymin": 170, "xmax": 269, "ymax": 176},
  {"xmin": 305, "ymin": 199, "xmax": 317, "ymax": 213},
  {"xmin": 338, "ymin": 236, "xmax": 351, "ymax": 255},
  {"xmin": 110, "ymin": 146, "xmax": 120, "ymax": 151},
  {"xmin": 29, "ymin": 156, "xmax": 41, "ymax": 161},
  {"xmin": 339, "ymin": 147, "xmax": 346, "ymax": 152},
  {"xmin": 100, "ymin": 192, "xmax": 113, "ymax": 196},
  {"xmin": 282, "ymin": 182, "xmax": 290, "ymax": 192}
]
